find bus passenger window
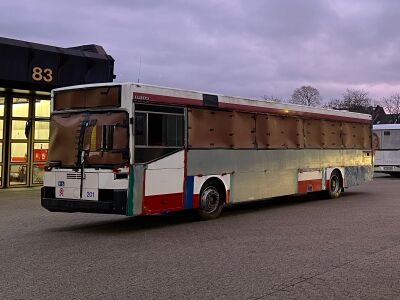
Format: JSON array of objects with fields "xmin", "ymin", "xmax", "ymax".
[
  {"xmin": 148, "ymin": 114, "xmax": 183, "ymax": 147},
  {"xmin": 134, "ymin": 113, "xmax": 147, "ymax": 145}
]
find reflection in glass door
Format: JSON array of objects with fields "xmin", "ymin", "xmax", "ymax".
[
  {"xmin": 9, "ymin": 97, "xmax": 30, "ymax": 186},
  {"xmin": 0, "ymin": 96, "xmax": 4, "ymax": 187}
]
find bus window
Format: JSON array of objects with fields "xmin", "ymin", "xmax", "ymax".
[{"xmin": 134, "ymin": 109, "xmax": 184, "ymax": 163}]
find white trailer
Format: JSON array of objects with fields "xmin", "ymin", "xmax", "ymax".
[{"xmin": 373, "ymin": 124, "xmax": 400, "ymax": 177}]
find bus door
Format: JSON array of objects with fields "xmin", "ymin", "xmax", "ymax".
[{"xmin": 133, "ymin": 104, "xmax": 185, "ymax": 214}]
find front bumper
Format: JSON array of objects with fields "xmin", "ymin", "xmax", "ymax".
[{"xmin": 41, "ymin": 187, "xmax": 127, "ymax": 215}]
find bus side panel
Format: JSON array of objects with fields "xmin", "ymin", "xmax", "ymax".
[
  {"xmin": 343, "ymin": 165, "xmax": 374, "ymax": 188},
  {"xmin": 187, "ymin": 149, "xmax": 372, "ymax": 203},
  {"xmin": 142, "ymin": 150, "xmax": 185, "ymax": 214}
]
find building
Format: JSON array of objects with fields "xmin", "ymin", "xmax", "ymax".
[{"xmin": 0, "ymin": 37, "xmax": 115, "ymax": 188}]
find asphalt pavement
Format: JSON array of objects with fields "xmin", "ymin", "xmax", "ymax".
[{"xmin": 1, "ymin": 175, "xmax": 400, "ymax": 299}]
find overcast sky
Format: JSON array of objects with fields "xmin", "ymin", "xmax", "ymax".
[{"xmin": 1, "ymin": 0, "xmax": 400, "ymax": 103}]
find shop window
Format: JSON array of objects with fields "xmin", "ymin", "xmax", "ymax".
[
  {"xmin": 34, "ymin": 121, "xmax": 50, "ymax": 140},
  {"xmin": 11, "ymin": 120, "xmax": 28, "ymax": 140},
  {"xmin": 10, "ymin": 143, "xmax": 27, "ymax": 163},
  {"xmin": 32, "ymin": 164, "xmax": 44, "ymax": 184},
  {"xmin": 0, "ymin": 97, "xmax": 4, "ymax": 116},
  {"xmin": 12, "ymin": 97, "xmax": 29, "ymax": 117},
  {"xmin": 9, "ymin": 164, "xmax": 27, "ymax": 185},
  {"xmin": 0, "ymin": 142, "xmax": 2, "ymax": 163},
  {"xmin": 33, "ymin": 143, "xmax": 48, "ymax": 162},
  {"xmin": 0, "ymin": 119, "xmax": 3, "ymax": 139},
  {"xmin": 35, "ymin": 99, "xmax": 51, "ymax": 118},
  {"xmin": 0, "ymin": 165, "xmax": 2, "ymax": 186}
]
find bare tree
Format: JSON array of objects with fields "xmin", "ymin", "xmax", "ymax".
[
  {"xmin": 382, "ymin": 93, "xmax": 400, "ymax": 123},
  {"xmin": 262, "ymin": 95, "xmax": 283, "ymax": 103},
  {"xmin": 325, "ymin": 89, "xmax": 371, "ymax": 113},
  {"xmin": 289, "ymin": 86, "xmax": 321, "ymax": 107}
]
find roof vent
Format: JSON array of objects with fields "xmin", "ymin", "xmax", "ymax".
[{"xmin": 203, "ymin": 94, "xmax": 218, "ymax": 107}]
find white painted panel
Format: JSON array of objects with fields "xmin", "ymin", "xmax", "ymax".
[
  {"xmin": 145, "ymin": 168, "xmax": 184, "ymax": 196},
  {"xmin": 55, "ymin": 172, "xmax": 98, "ymax": 189},
  {"xmin": 99, "ymin": 172, "xmax": 129, "ymax": 189},
  {"xmin": 193, "ymin": 174, "xmax": 230, "ymax": 195},
  {"xmin": 55, "ymin": 187, "xmax": 98, "ymax": 200},
  {"xmin": 298, "ymin": 170, "xmax": 322, "ymax": 181},
  {"xmin": 44, "ymin": 172, "xmax": 55, "ymax": 187},
  {"xmin": 146, "ymin": 150, "xmax": 184, "ymax": 170}
]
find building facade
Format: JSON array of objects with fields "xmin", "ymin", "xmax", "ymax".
[{"xmin": 0, "ymin": 37, "xmax": 115, "ymax": 188}]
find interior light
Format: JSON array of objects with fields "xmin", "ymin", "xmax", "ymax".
[
  {"xmin": 35, "ymin": 91, "xmax": 51, "ymax": 96},
  {"xmin": 12, "ymin": 89, "xmax": 30, "ymax": 94}
]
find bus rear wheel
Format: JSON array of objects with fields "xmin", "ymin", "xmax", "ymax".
[
  {"xmin": 327, "ymin": 170, "xmax": 342, "ymax": 199},
  {"xmin": 197, "ymin": 182, "xmax": 224, "ymax": 220}
]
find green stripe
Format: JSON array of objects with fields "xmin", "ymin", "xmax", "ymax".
[{"xmin": 127, "ymin": 167, "xmax": 134, "ymax": 216}]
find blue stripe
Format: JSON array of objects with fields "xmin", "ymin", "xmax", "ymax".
[{"xmin": 185, "ymin": 176, "xmax": 194, "ymax": 209}]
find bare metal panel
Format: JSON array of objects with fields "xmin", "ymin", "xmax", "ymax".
[
  {"xmin": 133, "ymin": 164, "xmax": 144, "ymax": 215},
  {"xmin": 187, "ymin": 149, "xmax": 372, "ymax": 202}
]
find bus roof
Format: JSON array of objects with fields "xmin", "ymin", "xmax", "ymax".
[
  {"xmin": 373, "ymin": 124, "xmax": 400, "ymax": 130},
  {"xmin": 53, "ymin": 82, "xmax": 372, "ymax": 122}
]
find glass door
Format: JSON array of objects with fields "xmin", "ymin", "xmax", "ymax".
[
  {"xmin": 0, "ymin": 96, "xmax": 4, "ymax": 187},
  {"xmin": 31, "ymin": 98, "xmax": 50, "ymax": 186},
  {"xmin": 8, "ymin": 96, "xmax": 30, "ymax": 186}
]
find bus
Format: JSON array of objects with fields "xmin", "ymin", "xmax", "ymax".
[
  {"xmin": 373, "ymin": 124, "xmax": 400, "ymax": 177},
  {"xmin": 41, "ymin": 83, "xmax": 373, "ymax": 219}
]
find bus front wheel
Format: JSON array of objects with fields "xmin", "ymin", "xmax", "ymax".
[
  {"xmin": 197, "ymin": 181, "xmax": 224, "ymax": 220},
  {"xmin": 327, "ymin": 170, "xmax": 342, "ymax": 199}
]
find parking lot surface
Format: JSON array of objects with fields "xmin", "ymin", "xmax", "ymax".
[{"xmin": 1, "ymin": 175, "xmax": 400, "ymax": 299}]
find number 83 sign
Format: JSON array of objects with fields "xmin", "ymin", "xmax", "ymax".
[{"xmin": 32, "ymin": 66, "xmax": 53, "ymax": 83}]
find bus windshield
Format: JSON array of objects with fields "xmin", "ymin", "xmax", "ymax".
[{"xmin": 48, "ymin": 110, "xmax": 129, "ymax": 168}]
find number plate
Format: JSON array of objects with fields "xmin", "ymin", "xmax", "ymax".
[
  {"xmin": 83, "ymin": 189, "xmax": 98, "ymax": 200},
  {"xmin": 383, "ymin": 166, "xmax": 394, "ymax": 171}
]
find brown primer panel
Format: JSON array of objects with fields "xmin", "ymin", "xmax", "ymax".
[
  {"xmin": 304, "ymin": 119, "xmax": 323, "ymax": 148},
  {"xmin": 188, "ymin": 108, "xmax": 232, "ymax": 148},
  {"xmin": 54, "ymin": 86, "xmax": 120, "ymax": 111},
  {"xmin": 362, "ymin": 124, "xmax": 372, "ymax": 149},
  {"xmin": 54, "ymin": 90, "xmax": 86, "ymax": 111},
  {"xmin": 322, "ymin": 120, "xmax": 342, "ymax": 149},
  {"xmin": 256, "ymin": 115, "xmax": 303, "ymax": 149},
  {"xmin": 48, "ymin": 114, "xmax": 83, "ymax": 166},
  {"xmin": 342, "ymin": 122, "xmax": 364, "ymax": 149},
  {"xmin": 232, "ymin": 112, "xmax": 256, "ymax": 148}
]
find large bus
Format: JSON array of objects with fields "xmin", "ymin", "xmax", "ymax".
[
  {"xmin": 41, "ymin": 83, "xmax": 373, "ymax": 219},
  {"xmin": 373, "ymin": 124, "xmax": 400, "ymax": 177}
]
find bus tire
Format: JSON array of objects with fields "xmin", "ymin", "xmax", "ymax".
[
  {"xmin": 327, "ymin": 170, "xmax": 342, "ymax": 199},
  {"xmin": 197, "ymin": 180, "xmax": 224, "ymax": 220}
]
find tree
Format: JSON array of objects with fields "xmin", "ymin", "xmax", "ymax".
[
  {"xmin": 382, "ymin": 93, "xmax": 400, "ymax": 123},
  {"xmin": 289, "ymin": 86, "xmax": 321, "ymax": 107},
  {"xmin": 325, "ymin": 89, "xmax": 371, "ymax": 113},
  {"xmin": 262, "ymin": 95, "xmax": 283, "ymax": 103}
]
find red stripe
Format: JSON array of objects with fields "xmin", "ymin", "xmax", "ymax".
[
  {"xmin": 143, "ymin": 193, "xmax": 184, "ymax": 214},
  {"xmin": 133, "ymin": 92, "xmax": 200, "ymax": 106},
  {"xmin": 133, "ymin": 92, "xmax": 370, "ymax": 124},
  {"xmin": 298, "ymin": 179, "xmax": 323, "ymax": 193},
  {"xmin": 192, "ymin": 194, "xmax": 200, "ymax": 209}
]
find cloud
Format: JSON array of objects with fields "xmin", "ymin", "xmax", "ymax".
[{"xmin": 1, "ymin": 0, "xmax": 400, "ymax": 102}]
